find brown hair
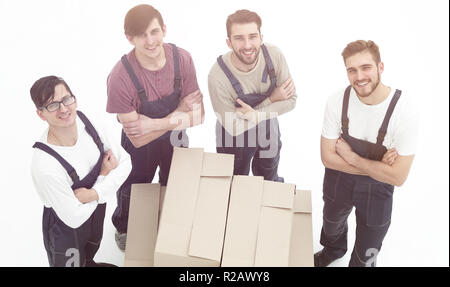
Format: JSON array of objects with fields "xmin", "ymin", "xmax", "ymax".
[
  {"xmin": 30, "ymin": 76, "xmax": 74, "ymax": 109},
  {"xmin": 226, "ymin": 9, "xmax": 262, "ymax": 38},
  {"xmin": 124, "ymin": 4, "xmax": 164, "ymax": 37},
  {"xmin": 341, "ymin": 40, "xmax": 381, "ymax": 64}
]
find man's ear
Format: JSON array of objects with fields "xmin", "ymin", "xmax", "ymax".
[
  {"xmin": 36, "ymin": 109, "xmax": 47, "ymax": 122},
  {"xmin": 162, "ymin": 24, "xmax": 167, "ymax": 37},
  {"xmin": 226, "ymin": 38, "xmax": 232, "ymax": 49},
  {"xmin": 378, "ymin": 61, "xmax": 385, "ymax": 74},
  {"xmin": 125, "ymin": 34, "xmax": 135, "ymax": 46}
]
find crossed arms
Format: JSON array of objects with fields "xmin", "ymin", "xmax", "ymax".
[
  {"xmin": 118, "ymin": 90, "xmax": 205, "ymax": 148},
  {"xmin": 321, "ymin": 136, "xmax": 415, "ymax": 187}
]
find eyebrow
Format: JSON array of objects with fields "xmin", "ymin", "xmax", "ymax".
[
  {"xmin": 232, "ymin": 33, "xmax": 259, "ymax": 38},
  {"xmin": 347, "ymin": 64, "xmax": 373, "ymax": 71}
]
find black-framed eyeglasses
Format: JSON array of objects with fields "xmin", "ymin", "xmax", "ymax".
[{"xmin": 39, "ymin": 95, "xmax": 76, "ymax": 112}]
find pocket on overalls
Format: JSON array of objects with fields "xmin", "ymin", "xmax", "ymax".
[
  {"xmin": 323, "ymin": 169, "xmax": 340, "ymax": 202},
  {"xmin": 367, "ymin": 183, "xmax": 394, "ymax": 228},
  {"xmin": 48, "ymin": 221, "xmax": 79, "ymax": 266}
]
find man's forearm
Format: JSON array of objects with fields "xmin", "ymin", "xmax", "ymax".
[
  {"xmin": 130, "ymin": 105, "xmax": 204, "ymax": 147},
  {"xmin": 350, "ymin": 154, "xmax": 405, "ymax": 186},
  {"xmin": 127, "ymin": 129, "xmax": 169, "ymax": 148},
  {"xmin": 256, "ymin": 96, "xmax": 296, "ymax": 120},
  {"xmin": 323, "ymin": 152, "xmax": 367, "ymax": 175}
]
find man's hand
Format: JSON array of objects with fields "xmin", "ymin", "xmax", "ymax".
[
  {"xmin": 269, "ymin": 77, "xmax": 296, "ymax": 103},
  {"xmin": 100, "ymin": 150, "xmax": 118, "ymax": 176},
  {"xmin": 382, "ymin": 148, "xmax": 399, "ymax": 166},
  {"xmin": 122, "ymin": 114, "xmax": 158, "ymax": 138},
  {"xmin": 236, "ymin": 99, "xmax": 258, "ymax": 123},
  {"xmin": 74, "ymin": 188, "xmax": 99, "ymax": 204},
  {"xmin": 335, "ymin": 136, "xmax": 357, "ymax": 165},
  {"xmin": 177, "ymin": 90, "xmax": 203, "ymax": 112}
]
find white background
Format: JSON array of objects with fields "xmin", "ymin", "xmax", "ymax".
[{"xmin": 0, "ymin": 0, "xmax": 448, "ymax": 267}]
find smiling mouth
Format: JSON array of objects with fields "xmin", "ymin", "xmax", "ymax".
[
  {"xmin": 58, "ymin": 112, "xmax": 71, "ymax": 120},
  {"xmin": 241, "ymin": 50, "xmax": 255, "ymax": 56},
  {"xmin": 356, "ymin": 81, "xmax": 369, "ymax": 87}
]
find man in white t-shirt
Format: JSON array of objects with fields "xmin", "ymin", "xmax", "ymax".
[
  {"xmin": 315, "ymin": 40, "xmax": 418, "ymax": 267},
  {"xmin": 30, "ymin": 76, "xmax": 132, "ymax": 267}
]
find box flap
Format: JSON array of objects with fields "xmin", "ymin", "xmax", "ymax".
[
  {"xmin": 293, "ymin": 190, "xmax": 312, "ymax": 214},
  {"xmin": 155, "ymin": 148, "xmax": 204, "ymax": 266},
  {"xmin": 188, "ymin": 177, "xmax": 232, "ymax": 262},
  {"xmin": 262, "ymin": 181, "xmax": 296, "ymax": 209},
  {"xmin": 289, "ymin": 213, "xmax": 314, "ymax": 266},
  {"xmin": 289, "ymin": 189, "xmax": 314, "ymax": 266},
  {"xmin": 221, "ymin": 176, "xmax": 264, "ymax": 267},
  {"xmin": 124, "ymin": 183, "xmax": 160, "ymax": 267},
  {"xmin": 254, "ymin": 207, "xmax": 293, "ymax": 266},
  {"xmin": 159, "ymin": 147, "xmax": 203, "ymax": 226},
  {"xmin": 201, "ymin": 152, "xmax": 234, "ymax": 177}
]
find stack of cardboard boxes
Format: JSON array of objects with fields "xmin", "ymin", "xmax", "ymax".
[{"xmin": 124, "ymin": 147, "xmax": 313, "ymax": 267}]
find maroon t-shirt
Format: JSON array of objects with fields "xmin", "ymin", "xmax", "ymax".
[{"xmin": 106, "ymin": 43, "xmax": 199, "ymax": 114}]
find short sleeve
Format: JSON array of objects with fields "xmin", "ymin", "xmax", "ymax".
[
  {"xmin": 391, "ymin": 98, "xmax": 420, "ymax": 156},
  {"xmin": 106, "ymin": 65, "xmax": 138, "ymax": 114},
  {"xmin": 179, "ymin": 48, "xmax": 200, "ymax": 98},
  {"xmin": 321, "ymin": 92, "xmax": 342, "ymax": 139}
]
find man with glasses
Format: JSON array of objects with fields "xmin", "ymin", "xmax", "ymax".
[
  {"xmin": 31, "ymin": 76, "xmax": 132, "ymax": 267},
  {"xmin": 106, "ymin": 4, "xmax": 204, "ymax": 251}
]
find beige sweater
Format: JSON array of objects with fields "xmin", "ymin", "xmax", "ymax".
[{"xmin": 208, "ymin": 43, "xmax": 297, "ymax": 136}]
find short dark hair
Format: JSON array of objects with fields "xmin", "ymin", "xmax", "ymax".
[
  {"xmin": 30, "ymin": 76, "xmax": 73, "ymax": 109},
  {"xmin": 124, "ymin": 4, "xmax": 164, "ymax": 37},
  {"xmin": 342, "ymin": 40, "xmax": 381, "ymax": 64},
  {"xmin": 226, "ymin": 9, "xmax": 262, "ymax": 38}
]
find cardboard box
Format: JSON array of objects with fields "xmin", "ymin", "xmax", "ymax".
[
  {"xmin": 154, "ymin": 147, "xmax": 234, "ymax": 267},
  {"xmin": 124, "ymin": 148, "xmax": 313, "ymax": 267},
  {"xmin": 222, "ymin": 176, "xmax": 314, "ymax": 267},
  {"xmin": 124, "ymin": 183, "xmax": 160, "ymax": 267}
]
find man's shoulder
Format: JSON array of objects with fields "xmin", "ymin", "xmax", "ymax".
[
  {"xmin": 166, "ymin": 43, "xmax": 194, "ymax": 63},
  {"xmin": 391, "ymin": 88, "xmax": 419, "ymax": 118},
  {"xmin": 208, "ymin": 56, "xmax": 230, "ymax": 83},
  {"xmin": 264, "ymin": 43, "xmax": 282, "ymax": 54},
  {"xmin": 108, "ymin": 52, "xmax": 132, "ymax": 83},
  {"xmin": 327, "ymin": 87, "xmax": 348, "ymax": 104},
  {"xmin": 31, "ymin": 142, "xmax": 62, "ymax": 177}
]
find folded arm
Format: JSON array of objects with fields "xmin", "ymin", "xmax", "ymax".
[
  {"xmin": 321, "ymin": 136, "xmax": 367, "ymax": 175},
  {"xmin": 118, "ymin": 90, "xmax": 204, "ymax": 148},
  {"xmin": 335, "ymin": 136, "xmax": 414, "ymax": 186}
]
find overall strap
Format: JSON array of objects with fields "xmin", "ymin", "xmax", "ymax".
[
  {"xmin": 76, "ymin": 111, "xmax": 104, "ymax": 153},
  {"xmin": 170, "ymin": 43, "xmax": 182, "ymax": 95},
  {"xmin": 260, "ymin": 44, "xmax": 277, "ymax": 95},
  {"xmin": 32, "ymin": 142, "xmax": 80, "ymax": 184},
  {"xmin": 217, "ymin": 56, "xmax": 245, "ymax": 98},
  {"xmin": 341, "ymin": 85, "xmax": 352, "ymax": 136},
  {"xmin": 376, "ymin": 89, "xmax": 402, "ymax": 145},
  {"xmin": 121, "ymin": 55, "xmax": 147, "ymax": 104}
]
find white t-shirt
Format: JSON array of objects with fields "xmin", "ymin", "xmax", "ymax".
[
  {"xmin": 31, "ymin": 113, "xmax": 132, "ymax": 229},
  {"xmin": 321, "ymin": 87, "xmax": 419, "ymax": 156}
]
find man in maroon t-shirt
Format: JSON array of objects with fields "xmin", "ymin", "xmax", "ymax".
[{"xmin": 106, "ymin": 4, "xmax": 204, "ymax": 251}]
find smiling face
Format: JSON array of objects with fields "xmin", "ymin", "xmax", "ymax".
[
  {"xmin": 128, "ymin": 17, "xmax": 166, "ymax": 61},
  {"xmin": 227, "ymin": 22, "xmax": 263, "ymax": 68},
  {"xmin": 37, "ymin": 84, "xmax": 77, "ymax": 129},
  {"xmin": 345, "ymin": 50, "xmax": 384, "ymax": 98}
]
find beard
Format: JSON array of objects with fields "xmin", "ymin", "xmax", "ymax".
[
  {"xmin": 232, "ymin": 46, "xmax": 261, "ymax": 66},
  {"xmin": 353, "ymin": 71, "xmax": 381, "ymax": 98}
]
